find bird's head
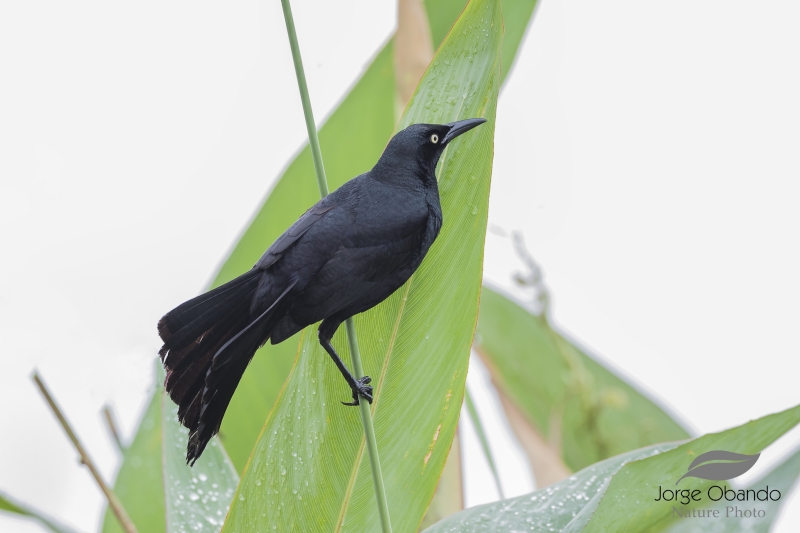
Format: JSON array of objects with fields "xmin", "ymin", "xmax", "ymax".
[{"xmin": 375, "ymin": 118, "xmax": 487, "ymax": 182}]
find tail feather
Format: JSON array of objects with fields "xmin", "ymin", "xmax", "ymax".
[
  {"xmin": 164, "ymin": 309, "xmax": 245, "ymax": 406},
  {"xmin": 186, "ymin": 280, "xmax": 297, "ymax": 464},
  {"xmin": 175, "ymin": 315, "xmax": 251, "ymax": 435},
  {"xmin": 159, "ymin": 268, "xmax": 261, "ymax": 335},
  {"xmin": 187, "ymin": 322, "xmax": 266, "ymax": 463},
  {"xmin": 159, "ymin": 269, "xmax": 262, "ymax": 361},
  {"xmin": 158, "ymin": 270, "xmax": 296, "ymax": 466}
]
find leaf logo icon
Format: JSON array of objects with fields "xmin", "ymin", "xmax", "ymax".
[{"xmin": 676, "ymin": 450, "xmax": 760, "ymax": 485}]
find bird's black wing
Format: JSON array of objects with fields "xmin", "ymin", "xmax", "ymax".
[
  {"xmin": 271, "ymin": 186, "xmax": 431, "ymax": 337},
  {"xmin": 255, "ymin": 201, "xmax": 337, "ymax": 270}
]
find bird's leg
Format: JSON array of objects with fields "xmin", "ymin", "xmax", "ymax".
[{"xmin": 318, "ymin": 319, "xmax": 373, "ymax": 406}]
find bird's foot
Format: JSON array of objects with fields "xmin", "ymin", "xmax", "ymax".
[{"xmin": 342, "ymin": 376, "xmax": 373, "ymax": 406}]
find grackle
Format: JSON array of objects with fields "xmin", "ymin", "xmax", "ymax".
[{"xmin": 158, "ymin": 118, "xmax": 486, "ymax": 464}]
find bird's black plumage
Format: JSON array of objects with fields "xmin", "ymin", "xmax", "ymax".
[{"xmin": 158, "ymin": 118, "xmax": 486, "ymax": 464}]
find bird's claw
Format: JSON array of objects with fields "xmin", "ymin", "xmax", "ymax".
[{"xmin": 342, "ymin": 376, "xmax": 373, "ymax": 406}]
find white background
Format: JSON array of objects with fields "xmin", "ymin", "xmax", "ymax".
[{"xmin": 1, "ymin": 0, "xmax": 799, "ymax": 531}]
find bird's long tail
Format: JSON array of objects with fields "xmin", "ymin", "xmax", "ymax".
[{"xmin": 158, "ymin": 269, "xmax": 290, "ymax": 465}]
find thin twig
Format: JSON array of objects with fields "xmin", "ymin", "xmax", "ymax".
[
  {"xmin": 279, "ymin": 1, "xmax": 392, "ymax": 531},
  {"xmin": 102, "ymin": 404, "xmax": 125, "ymax": 453},
  {"xmin": 32, "ymin": 371, "xmax": 139, "ymax": 533},
  {"xmin": 509, "ymin": 230, "xmax": 550, "ymax": 316}
]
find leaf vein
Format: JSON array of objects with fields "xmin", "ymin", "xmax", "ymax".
[{"xmin": 334, "ymin": 278, "xmax": 415, "ymax": 531}]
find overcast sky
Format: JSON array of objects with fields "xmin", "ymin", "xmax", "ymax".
[{"xmin": 1, "ymin": 0, "xmax": 799, "ymax": 531}]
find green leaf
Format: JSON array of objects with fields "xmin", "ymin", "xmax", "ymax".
[
  {"xmin": 659, "ymin": 444, "xmax": 800, "ymax": 533},
  {"xmin": 158, "ymin": 365, "xmax": 240, "ymax": 533},
  {"xmin": 475, "ymin": 287, "xmax": 690, "ymax": 472},
  {"xmin": 498, "ymin": 0, "xmax": 539, "ymax": 80},
  {"xmin": 220, "ymin": 0, "xmax": 502, "ymax": 531},
  {"xmin": 214, "ymin": 0, "xmax": 540, "ymax": 474},
  {"xmin": 102, "ymin": 387, "xmax": 165, "ymax": 533},
  {"xmin": 0, "ymin": 492, "xmax": 79, "ymax": 533},
  {"xmin": 579, "ymin": 404, "xmax": 800, "ymax": 533},
  {"xmin": 423, "ymin": 403, "xmax": 800, "ymax": 532},
  {"xmin": 424, "ymin": 443, "xmax": 679, "ymax": 532}
]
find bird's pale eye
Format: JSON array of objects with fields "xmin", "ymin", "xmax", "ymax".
[{"xmin": 430, "ymin": 134, "xmax": 439, "ymax": 144}]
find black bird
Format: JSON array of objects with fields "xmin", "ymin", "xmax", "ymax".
[{"xmin": 158, "ymin": 118, "xmax": 486, "ymax": 464}]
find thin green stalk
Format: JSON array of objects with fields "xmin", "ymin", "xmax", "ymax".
[
  {"xmin": 279, "ymin": 1, "xmax": 392, "ymax": 531},
  {"xmin": 346, "ymin": 320, "xmax": 392, "ymax": 533},
  {"xmin": 280, "ymin": 0, "xmax": 328, "ymax": 199},
  {"xmin": 465, "ymin": 386, "xmax": 505, "ymax": 499}
]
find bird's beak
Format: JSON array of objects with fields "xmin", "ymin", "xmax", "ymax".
[{"xmin": 443, "ymin": 118, "xmax": 487, "ymax": 144}]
